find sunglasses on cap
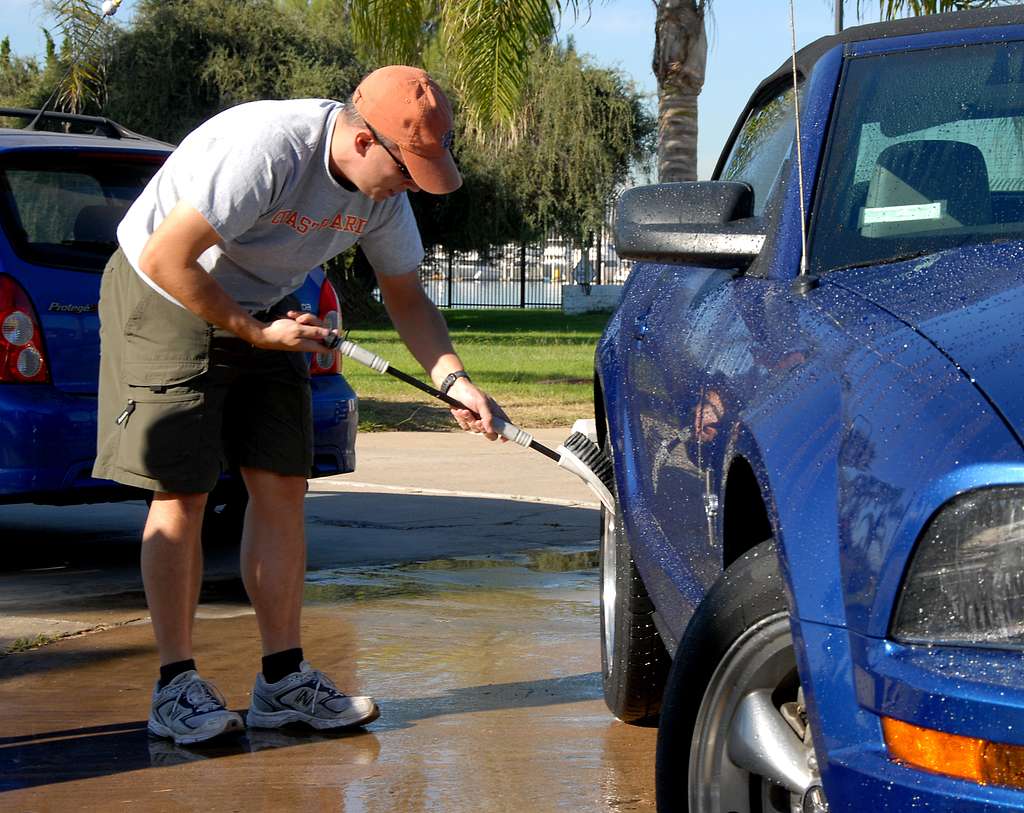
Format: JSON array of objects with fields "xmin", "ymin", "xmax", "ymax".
[{"xmin": 364, "ymin": 122, "xmax": 412, "ymax": 180}]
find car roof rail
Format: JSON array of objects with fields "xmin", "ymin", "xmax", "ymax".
[{"xmin": 0, "ymin": 106, "xmax": 146, "ymax": 140}]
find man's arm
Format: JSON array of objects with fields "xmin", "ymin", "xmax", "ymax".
[
  {"xmin": 376, "ymin": 269, "xmax": 507, "ymax": 439},
  {"xmin": 138, "ymin": 201, "xmax": 329, "ymax": 352}
]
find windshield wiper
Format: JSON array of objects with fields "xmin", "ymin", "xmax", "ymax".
[{"xmin": 825, "ymin": 248, "xmax": 950, "ymax": 275}]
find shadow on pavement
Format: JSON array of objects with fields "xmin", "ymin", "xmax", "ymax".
[
  {"xmin": 372, "ymin": 671, "xmax": 602, "ymax": 731},
  {"xmin": 0, "ymin": 672, "xmax": 599, "ymax": 792},
  {"xmin": 0, "ymin": 645, "xmax": 151, "ymax": 684}
]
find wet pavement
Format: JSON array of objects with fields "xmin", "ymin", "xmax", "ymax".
[{"xmin": 0, "ymin": 430, "xmax": 657, "ymax": 812}]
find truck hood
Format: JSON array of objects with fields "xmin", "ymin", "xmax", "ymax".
[{"xmin": 828, "ymin": 242, "xmax": 1024, "ymax": 445}]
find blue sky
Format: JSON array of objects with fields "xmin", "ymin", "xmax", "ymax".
[{"xmin": 5, "ymin": 0, "xmax": 890, "ymax": 178}]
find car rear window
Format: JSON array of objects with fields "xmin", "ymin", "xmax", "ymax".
[
  {"xmin": 811, "ymin": 40, "xmax": 1024, "ymax": 273},
  {"xmin": 0, "ymin": 150, "xmax": 163, "ymax": 273}
]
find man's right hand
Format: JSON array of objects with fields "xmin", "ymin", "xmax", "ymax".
[{"xmin": 253, "ymin": 317, "xmax": 332, "ymax": 353}]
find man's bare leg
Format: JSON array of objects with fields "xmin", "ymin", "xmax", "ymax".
[
  {"xmin": 239, "ymin": 467, "xmax": 307, "ymax": 655},
  {"xmin": 240, "ymin": 468, "xmax": 379, "ymax": 729},
  {"xmin": 141, "ymin": 491, "xmax": 208, "ymax": 665}
]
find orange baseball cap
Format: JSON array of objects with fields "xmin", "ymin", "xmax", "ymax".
[{"xmin": 352, "ymin": 66, "xmax": 462, "ymax": 195}]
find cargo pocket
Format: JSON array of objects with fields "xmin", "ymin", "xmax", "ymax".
[
  {"xmin": 115, "ymin": 366, "xmax": 208, "ymax": 487},
  {"xmin": 115, "ymin": 360, "xmax": 210, "ymax": 487}
]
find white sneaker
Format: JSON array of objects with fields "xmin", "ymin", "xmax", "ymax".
[
  {"xmin": 147, "ymin": 670, "xmax": 244, "ymax": 745},
  {"xmin": 246, "ymin": 661, "xmax": 379, "ymax": 730}
]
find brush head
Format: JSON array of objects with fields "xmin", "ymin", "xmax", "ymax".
[
  {"xmin": 560, "ymin": 431, "xmax": 614, "ymax": 489},
  {"xmin": 556, "ymin": 431, "xmax": 616, "ymax": 512}
]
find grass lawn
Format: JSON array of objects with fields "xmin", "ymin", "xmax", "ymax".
[{"xmin": 340, "ymin": 309, "xmax": 611, "ymax": 431}]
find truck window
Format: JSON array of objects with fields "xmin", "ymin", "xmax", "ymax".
[
  {"xmin": 811, "ymin": 40, "xmax": 1024, "ymax": 273},
  {"xmin": 719, "ymin": 85, "xmax": 798, "ymax": 216}
]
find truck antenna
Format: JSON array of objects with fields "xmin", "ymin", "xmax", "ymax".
[{"xmin": 789, "ymin": 0, "xmax": 818, "ymax": 293}]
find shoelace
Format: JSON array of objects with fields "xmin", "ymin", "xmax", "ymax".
[
  {"xmin": 306, "ymin": 670, "xmax": 346, "ymax": 714},
  {"xmin": 172, "ymin": 678, "xmax": 227, "ymax": 716}
]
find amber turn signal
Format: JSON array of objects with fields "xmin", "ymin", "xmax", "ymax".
[{"xmin": 883, "ymin": 716, "xmax": 1024, "ymax": 789}]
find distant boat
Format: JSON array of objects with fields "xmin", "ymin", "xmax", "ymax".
[{"xmin": 471, "ymin": 266, "xmax": 501, "ymax": 281}]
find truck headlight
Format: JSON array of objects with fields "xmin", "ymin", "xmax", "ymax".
[{"xmin": 892, "ymin": 487, "xmax": 1024, "ymax": 647}]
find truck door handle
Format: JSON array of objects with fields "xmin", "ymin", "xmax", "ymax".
[{"xmin": 634, "ymin": 314, "xmax": 649, "ymax": 341}]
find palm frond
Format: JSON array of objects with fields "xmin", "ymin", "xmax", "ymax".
[
  {"xmin": 443, "ymin": 0, "xmax": 559, "ymax": 138},
  {"xmin": 348, "ymin": 0, "xmax": 439, "ymax": 67},
  {"xmin": 858, "ymin": 0, "xmax": 1011, "ymax": 19},
  {"xmin": 44, "ymin": 0, "xmax": 108, "ymax": 113}
]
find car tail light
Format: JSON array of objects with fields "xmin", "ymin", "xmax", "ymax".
[
  {"xmin": 310, "ymin": 279, "xmax": 342, "ymax": 376},
  {"xmin": 0, "ymin": 275, "xmax": 49, "ymax": 384}
]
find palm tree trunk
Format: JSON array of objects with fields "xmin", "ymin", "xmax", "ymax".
[
  {"xmin": 654, "ymin": 0, "xmax": 707, "ymax": 182},
  {"xmin": 658, "ymin": 84, "xmax": 701, "ymax": 182}
]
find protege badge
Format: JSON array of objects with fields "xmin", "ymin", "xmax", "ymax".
[{"xmin": 49, "ymin": 302, "xmax": 97, "ymax": 313}]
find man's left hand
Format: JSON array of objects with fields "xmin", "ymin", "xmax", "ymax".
[{"xmin": 446, "ymin": 377, "xmax": 509, "ymax": 442}]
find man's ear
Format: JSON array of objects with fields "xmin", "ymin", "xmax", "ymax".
[{"xmin": 353, "ymin": 129, "xmax": 374, "ymax": 157}]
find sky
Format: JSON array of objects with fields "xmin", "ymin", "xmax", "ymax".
[{"xmin": 4, "ymin": 0, "xmax": 893, "ymax": 179}]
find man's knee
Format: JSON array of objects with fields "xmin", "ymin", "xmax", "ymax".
[
  {"xmin": 147, "ymin": 491, "xmax": 209, "ymax": 531},
  {"xmin": 240, "ymin": 468, "xmax": 307, "ymax": 506}
]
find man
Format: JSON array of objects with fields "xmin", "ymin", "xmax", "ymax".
[{"xmin": 94, "ymin": 66, "xmax": 504, "ymax": 746}]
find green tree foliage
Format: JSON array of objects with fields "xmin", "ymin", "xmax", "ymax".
[
  {"xmin": 345, "ymin": 0, "xmax": 585, "ymax": 140},
  {"xmin": 103, "ymin": 0, "xmax": 367, "ymax": 143},
  {"xmin": 0, "ymin": 37, "xmax": 43, "ymax": 109}
]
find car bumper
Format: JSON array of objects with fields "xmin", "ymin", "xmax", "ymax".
[
  {"xmin": 0, "ymin": 375, "xmax": 358, "ymax": 504},
  {"xmin": 799, "ymin": 619, "xmax": 1024, "ymax": 811}
]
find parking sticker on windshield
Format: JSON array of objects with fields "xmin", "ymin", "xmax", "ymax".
[{"xmin": 860, "ymin": 200, "xmax": 946, "ymax": 226}]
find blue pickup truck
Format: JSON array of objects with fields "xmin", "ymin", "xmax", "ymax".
[
  {"xmin": 0, "ymin": 110, "xmax": 357, "ymax": 534},
  {"xmin": 597, "ymin": 8, "xmax": 1024, "ymax": 812}
]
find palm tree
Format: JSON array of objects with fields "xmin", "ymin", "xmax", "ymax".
[{"xmin": 653, "ymin": 0, "xmax": 1013, "ymax": 183}]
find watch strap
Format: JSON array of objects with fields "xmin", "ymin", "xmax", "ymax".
[{"xmin": 440, "ymin": 370, "xmax": 471, "ymax": 395}]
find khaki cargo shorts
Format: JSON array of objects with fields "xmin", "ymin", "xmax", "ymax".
[{"xmin": 93, "ymin": 249, "xmax": 313, "ymax": 494}]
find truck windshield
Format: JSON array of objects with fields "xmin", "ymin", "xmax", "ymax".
[
  {"xmin": 0, "ymin": 150, "xmax": 163, "ymax": 273},
  {"xmin": 810, "ymin": 40, "xmax": 1024, "ymax": 274}
]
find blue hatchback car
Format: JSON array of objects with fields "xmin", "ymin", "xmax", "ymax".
[
  {"xmin": 0, "ymin": 109, "xmax": 357, "ymax": 528},
  {"xmin": 596, "ymin": 9, "xmax": 1024, "ymax": 812}
]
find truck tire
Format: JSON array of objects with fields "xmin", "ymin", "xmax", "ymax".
[{"xmin": 600, "ymin": 444, "xmax": 670, "ymax": 724}]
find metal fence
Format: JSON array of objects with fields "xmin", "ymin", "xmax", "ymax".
[{"xmin": 417, "ymin": 227, "xmax": 632, "ymax": 309}]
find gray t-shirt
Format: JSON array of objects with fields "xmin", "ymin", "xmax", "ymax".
[{"xmin": 118, "ymin": 98, "xmax": 424, "ymax": 311}]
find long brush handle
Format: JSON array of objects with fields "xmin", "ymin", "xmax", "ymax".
[{"xmin": 335, "ymin": 338, "xmax": 558, "ymax": 460}]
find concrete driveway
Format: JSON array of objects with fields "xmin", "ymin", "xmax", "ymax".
[{"xmin": 0, "ymin": 429, "xmax": 657, "ymax": 812}]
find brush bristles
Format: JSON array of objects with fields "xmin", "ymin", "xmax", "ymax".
[{"xmin": 560, "ymin": 431, "xmax": 615, "ymax": 492}]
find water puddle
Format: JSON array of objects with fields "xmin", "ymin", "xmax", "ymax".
[{"xmin": 304, "ymin": 545, "xmax": 598, "ymax": 604}]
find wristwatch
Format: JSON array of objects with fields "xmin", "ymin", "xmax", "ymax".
[{"xmin": 440, "ymin": 370, "xmax": 471, "ymax": 395}]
